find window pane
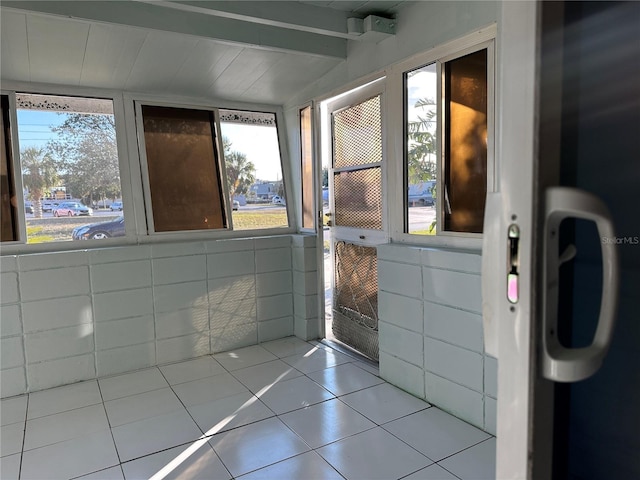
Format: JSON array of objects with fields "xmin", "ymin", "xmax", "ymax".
[
  {"xmin": 405, "ymin": 63, "xmax": 437, "ymax": 235},
  {"xmin": 16, "ymin": 94, "xmax": 124, "ymax": 243},
  {"xmin": 334, "ymin": 167, "xmax": 382, "ymax": 230},
  {"xmin": 300, "ymin": 106, "xmax": 314, "ymax": 230},
  {"xmin": 333, "ymin": 95, "xmax": 382, "ymax": 169},
  {"xmin": 142, "ymin": 105, "xmax": 226, "ymax": 232},
  {"xmin": 444, "ymin": 49, "xmax": 488, "ymax": 233},
  {"xmin": 219, "ymin": 110, "xmax": 288, "ymax": 230},
  {"xmin": 1, "ymin": 95, "xmax": 18, "ymax": 242}
]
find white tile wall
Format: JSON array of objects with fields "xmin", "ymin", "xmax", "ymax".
[
  {"xmin": 207, "ymin": 251, "xmax": 255, "ymax": 279},
  {"xmin": 22, "ymin": 295, "xmax": 93, "ymax": 333},
  {"xmin": 379, "ymin": 351, "xmax": 425, "ymax": 399},
  {"xmin": 209, "ymin": 275, "xmax": 255, "ymax": 305},
  {"xmin": 293, "ymin": 293, "xmax": 318, "ymax": 318},
  {"xmin": 257, "ymin": 271, "xmax": 293, "ymax": 297},
  {"xmin": 258, "ymin": 316, "xmax": 294, "ymax": 342},
  {"xmin": 20, "ymin": 266, "xmax": 90, "ymax": 301},
  {"xmin": 156, "ymin": 332, "xmax": 210, "ymax": 364},
  {"xmin": 379, "ymin": 291, "xmax": 422, "ymax": 333},
  {"xmin": 27, "ymin": 354, "xmax": 96, "ymax": 392},
  {"xmin": 424, "ymin": 338, "xmax": 483, "ymax": 391},
  {"xmin": 92, "ymin": 288, "xmax": 153, "ymax": 322},
  {"xmin": 292, "ymin": 270, "xmax": 316, "ymax": 295},
  {"xmin": 95, "ymin": 316, "xmax": 155, "ymax": 350},
  {"xmin": 18, "ymin": 251, "xmax": 89, "ymax": 271},
  {"xmin": 378, "ymin": 260, "xmax": 422, "ymax": 299},
  {"xmin": 0, "ymin": 367, "xmax": 26, "ymax": 398},
  {"xmin": 255, "ymin": 247, "xmax": 292, "ymax": 273},
  {"xmin": 1, "ymin": 337, "xmax": 25, "ymax": 369},
  {"xmin": 211, "ymin": 323, "xmax": 258, "ymax": 353},
  {"xmin": 210, "ymin": 299, "xmax": 256, "ymax": 330},
  {"xmin": 0, "ymin": 305, "xmax": 22, "ymax": 338},
  {"xmin": 292, "ymin": 247, "xmax": 317, "ymax": 272},
  {"xmin": 97, "ymin": 343, "xmax": 156, "ymax": 377},
  {"xmin": 379, "ymin": 322, "xmax": 423, "ymax": 367},
  {"xmin": 485, "ymin": 396, "xmax": 497, "ymax": 435},
  {"xmin": 89, "ymin": 245, "xmax": 151, "ymax": 264},
  {"xmin": 1, "ymin": 236, "xmax": 298, "ymax": 397},
  {"xmin": 152, "ymin": 255, "xmax": 207, "ymax": 285},
  {"xmin": 1, "ymin": 272, "xmax": 20, "ymax": 304},
  {"xmin": 484, "ymin": 355, "xmax": 498, "ymax": 398},
  {"xmin": 422, "ymin": 267, "xmax": 482, "ymax": 313},
  {"xmin": 155, "ymin": 308, "xmax": 209, "ymax": 340},
  {"xmin": 91, "ymin": 261, "xmax": 151, "ymax": 293},
  {"xmin": 154, "ymin": 280, "xmax": 208, "ymax": 313},
  {"xmin": 25, "ymin": 325, "xmax": 95, "ymax": 363},
  {"xmin": 425, "ymin": 372, "xmax": 484, "ymax": 429},
  {"xmin": 377, "ymin": 243, "xmax": 494, "ymax": 433},
  {"xmin": 257, "ymin": 294, "xmax": 293, "ymax": 321},
  {"xmin": 424, "ymin": 302, "xmax": 483, "ymax": 352}
]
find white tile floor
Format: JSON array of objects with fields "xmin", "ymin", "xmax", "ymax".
[{"xmin": 0, "ymin": 337, "xmax": 495, "ymax": 480}]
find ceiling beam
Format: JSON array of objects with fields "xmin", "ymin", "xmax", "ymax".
[
  {"xmin": 1, "ymin": 1, "xmax": 347, "ymax": 59},
  {"xmin": 139, "ymin": 1, "xmax": 356, "ymax": 39}
]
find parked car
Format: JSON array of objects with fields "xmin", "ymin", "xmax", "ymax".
[
  {"xmin": 110, "ymin": 201, "xmax": 123, "ymax": 211},
  {"xmin": 72, "ymin": 216, "xmax": 124, "ymax": 240},
  {"xmin": 53, "ymin": 201, "xmax": 93, "ymax": 217},
  {"xmin": 25, "ymin": 201, "xmax": 33, "ymax": 214},
  {"xmin": 42, "ymin": 201, "xmax": 55, "ymax": 212},
  {"xmin": 271, "ymin": 195, "xmax": 286, "ymax": 205},
  {"xmin": 232, "ymin": 200, "xmax": 240, "ymax": 211}
]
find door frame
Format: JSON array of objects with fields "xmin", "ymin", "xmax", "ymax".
[{"xmin": 317, "ymin": 78, "xmax": 388, "ymax": 342}]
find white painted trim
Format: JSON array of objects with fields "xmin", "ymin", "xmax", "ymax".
[{"xmin": 386, "ymin": 29, "xmax": 496, "ymax": 250}]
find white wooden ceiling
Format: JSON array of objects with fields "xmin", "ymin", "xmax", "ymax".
[{"xmin": 0, "ymin": 1, "xmax": 409, "ymax": 105}]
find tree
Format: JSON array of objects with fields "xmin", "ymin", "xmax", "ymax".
[
  {"xmin": 222, "ymin": 137, "xmax": 255, "ymax": 199},
  {"xmin": 407, "ymin": 98, "xmax": 437, "ymax": 185},
  {"xmin": 322, "ymin": 166, "xmax": 328, "ymax": 188},
  {"xmin": 47, "ymin": 113, "xmax": 120, "ymax": 205},
  {"xmin": 21, "ymin": 147, "xmax": 58, "ymax": 218}
]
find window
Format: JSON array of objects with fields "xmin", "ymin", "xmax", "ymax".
[
  {"xmin": 1, "ymin": 95, "xmax": 18, "ymax": 242},
  {"xmin": 300, "ymin": 106, "xmax": 315, "ymax": 230},
  {"xmin": 13, "ymin": 93, "xmax": 125, "ymax": 244},
  {"xmin": 140, "ymin": 105, "xmax": 227, "ymax": 233},
  {"xmin": 137, "ymin": 105, "xmax": 289, "ymax": 234},
  {"xmin": 219, "ymin": 109, "xmax": 288, "ymax": 231},
  {"xmin": 404, "ymin": 44, "xmax": 491, "ymax": 237}
]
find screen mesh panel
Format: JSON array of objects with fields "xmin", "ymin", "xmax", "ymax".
[
  {"xmin": 334, "ymin": 167, "xmax": 382, "ymax": 229},
  {"xmin": 332, "ymin": 241, "xmax": 379, "ymax": 359},
  {"xmin": 332, "ymin": 95, "xmax": 382, "ymax": 169},
  {"xmin": 334, "ymin": 241, "xmax": 378, "ymax": 329}
]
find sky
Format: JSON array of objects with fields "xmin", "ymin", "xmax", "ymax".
[{"xmin": 16, "ymin": 110, "xmax": 284, "ymax": 183}]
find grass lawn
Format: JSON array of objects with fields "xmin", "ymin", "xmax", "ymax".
[{"xmin": 232, "ymin": 210, "xmax": 288, "ymax": 230}]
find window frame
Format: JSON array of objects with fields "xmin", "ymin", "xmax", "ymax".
[
  {"xmin": 299, "ymin": 103, "xmax": 317, "ymax": 233},
  {"xmin": 387, "ymin": 26, "xmax": 496, "ymax": 250},
  {"xmin": 129, "ymin": 94, "xmax": 295, "ymax": 242},
  {"xmin": 0, "ymin": 84, "xmax": 296, "ymax": 255},
  {"xmin": 0, "ymin": 83, "xmax": 136, "ymax": 254}
]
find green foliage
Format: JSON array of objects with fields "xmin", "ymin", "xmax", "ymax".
[
  {"xmin": 47, "ymin": 114, "xmax": 120, "ymax": 205},
  {"xmin": 222, "ymin": 136, "xmax": 256, "ymax": 198},
  {"xmin": 407, "ymin": 97, "xmax": 437, "ymax": 184},
  {"xmin": 322, "ymin": 166, "xmax": 328, "ymax": 188},
  {"xmin": 21, "ymin": 147, "xmax": 58, "ymax": 218}
]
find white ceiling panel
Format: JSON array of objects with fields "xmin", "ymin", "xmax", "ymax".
[
  {"xmin": 25, "ymin": 14, "xmax": 90, "ymax": 85},
  {"xmin": 242, "ymin": 54, "xmax": 339, "ymax": 104},
  {"xmin": 80, "ymin": 23, "xmax": 148, "ymax": 89},
  {"xmin": 0, "ymin": 11, "xmax": 30, "ymax": 82},
  {"xmin": 169, "ymin": 40, "xmax": 244, "ymax": 95},
  {"xmin": 124, "ymin": 31, "xmax": 199, "ymax": 93},
  {"xmin": 210, "ymin": 48, "xmax": 287, "ymax": 99}
]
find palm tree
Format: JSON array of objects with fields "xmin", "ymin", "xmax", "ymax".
[
  {"xmin": 21, "ymin": 147, "xmax": 58, "ymax": 218},
  {"xmin": 222, "ymin": 137, "xmax": 255, "ymax": 200}
]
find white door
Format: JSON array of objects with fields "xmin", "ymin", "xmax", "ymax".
[
  {"xmin": 485, "ymin": 2, "xmax": 622, "ymax": 478},
  {"xmin": 323, "ymin": 80, "xmax": 387, "ymax": 360}
]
